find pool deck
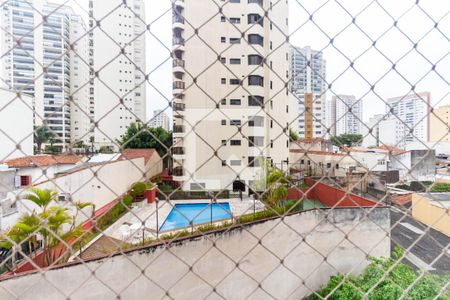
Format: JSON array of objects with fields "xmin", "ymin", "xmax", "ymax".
[{"xmin": 104, "ymin": 198, "xmax": 265, "ymax": 244}]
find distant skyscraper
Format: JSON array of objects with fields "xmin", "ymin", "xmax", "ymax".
[
  {"xmin": 361, "ymin": 114, "xmax": 385, "ymax": 147},
  {"xmin": 89, "ymin": 0, "xmax": 146, "ymax": 150},
  {"xmin": 1, "ymin": 0, "xmax": 90, "ymax": 150},
  {"xmin": 172, "ymin": 0, "xmax": 290, "ymax": 191},
  {"xmin": 290, "ymin": 45, "xmax": 327, "ymax": 138},
  {"xmin": 379, "ymin": 92, "xmax": 431, "ymax": 149},
  {"xmin": 331, "ymin": 94, "xmax": 363, "ymax": 136},
  {"xmin": 149, "ymin": 110, "xmax": 170, "ymax": 131}
]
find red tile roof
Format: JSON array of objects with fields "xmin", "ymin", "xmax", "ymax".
[
  {"xmin": 118, "ymin": 149, "xmax": 157, "ymax": 164},
  {"xmin": 3, "ymin": 154, "xmax": 82, "ymax": 168}
]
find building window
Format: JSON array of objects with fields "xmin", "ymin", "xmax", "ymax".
[
  {"xmin": 230, "ymin": 79, "xmax": 240, "ymax": 85},
  {"xmin": 230, "ymin": 58, "xmax": 241, "ymax": 64},
  {"xmin": 248, "ymin": 75, "xmax": 264, "ymax": 86},
  {"xmin": 249, "ymin": 136, "xmax": 264, "ymax": 147},
  {"xmin": 230, "ymin": 0, "xmax": 240, "ymax": 2},
  {"xmin": 230, "ymin": 99, "xmax": 241, "ymax": 105},
  {"xmin": 230, "ymin": 17, "xmax": 240, "ymax": 24},
  {"xmin": 220, "ymin": 57, "xmax": 226, "ymax": 63},
  {"xmin": 222, "ymin": 160, "xmax": 227, "ymax": 166},
  {"xmin": 19, "ymin": 175, "xmax": 30, "ymax": 187},
  {"xmin": 221, "ymin": 99, "xmax": 226, "ymax": 105},
  {"xmin": 221, "ymin": 36, "xmax": 226, "ymax": 43},
  {"xmin": 248, "ymin": 95, "xmax": 264, "ymax": 106},
  {"xmin": 248, "ymin": 116, "xmax": 264, "ymax": 127},
  {"xmin": 248, "ymin": 156, "xmax": 261, "ymax": 167},
  {"xmin": 248, "ymin": 54, "xmax": 263, "ymax": 65},
  {"xmin": 221, "ymin": 16, "xmax": 226, "ymax": 22},
  {"xmin": 221, "ymin": 78, "xmax": 226, "ymax": 84},
  {"xmin": 221, "ymin": 120, "xmax": 227, "ymax": 125},
  {"xmin": 248, "ymin": 34, "xmax": 264, "ymax": 46},
  {"xmin": 230, "ymin": 38, "xmax": 240, "ymax": 44},
  {"xmin": 230, "ymin": 160, "xmax": 241, "ymax": 166},
  {"xmin": 247, "ymin": 14, "xmax": 263, "ymax": 26},
  {"xmin": 230, "ymin": 140, "xmax": 241, "ymax": 146},
  {"xmin": 221, "ymin": 140, "xmax": 227, "ymax": 146},
  {"xmin": 230, "ymin": 119, "xmax": 241, "ymax": 126}
]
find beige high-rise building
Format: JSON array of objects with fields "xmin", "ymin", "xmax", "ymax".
[
  {"xmin": 172, "ymin": 0, "xmax": 290, "ymax": 192},
  {"xmin": 430, "ymin": 105, "xmax": 450, "ymax": 142},
  {"xmin": 89, "ymin": 0, "xmax": 146, "ymax": 150}
]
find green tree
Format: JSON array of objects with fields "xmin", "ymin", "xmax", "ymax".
[
  {"xmin": 255, "ymin": 160, "xmax": 290, "ymax": 208},
  {"xmin": 1, "ymin": 189, "xmax": 91, "ymax": 267},
  {"xmin": 117, "ymin": 123, "xmax": 172, "ymax": 167},
  {"xmin": 34, "ymin": 126, "xmax": 55, "ymax": 154},
  {"xmin": 331, "ymin": 133, "xmax": 363, "ymax": 147},
  {"xmin": 289, "ymin": 129, "xmax": 299, "ymax": 142},
  {"xmin": 23, "ymin": 188, "xmax": 58, "ymax": 212}
]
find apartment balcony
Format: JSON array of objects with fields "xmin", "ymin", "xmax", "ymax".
[
  {"xmin": 173, "ymin": 125, "xmax": 185, "ymax": 133},
  {"xmin": 172, "ymin": 15, "xmax": 185, "ymax": 29},
  {"xmin": 173, "ymin": 102, "xmax": 185, "ymax": 111},
  {"xmin": 172, "ymin": 80, "xmax": 185, "ymax": 94},
  {"xmin": 172, "ymin": 59, "xmax": 185, "ymax": 74},
  {"xmin": 173, "ymin": 0, "xmax": 185, "ymax": 8},
  {"xmin": 172, "ymin": 147, "xmax": 186, "ymax": 160},
  {"xmin": 172, "ymin": 166, "xmax": 185, "ymax": 180},
  {"xmin": 172, "ymin": 37, "xmax": 185, "ymax": 51}
]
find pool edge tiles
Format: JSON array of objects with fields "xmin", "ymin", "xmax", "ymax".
[{"xmin": 159, "ymin": 202, "xmax": 232, "ymax": 232}]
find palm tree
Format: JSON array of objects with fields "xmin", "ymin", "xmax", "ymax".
[
  {"xmin": 23, "ymin": 188, "xmax": 58, "ymax": 212},
  {"xmin": 255, "ymin": 160, "xmax": 289, "ymax": 208},
  {"xmin": 34, "ymin": 126, "xmax": 54, "ymax": 154}
]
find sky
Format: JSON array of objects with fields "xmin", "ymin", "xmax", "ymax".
[{"xmin": 59, "ymin": 0, "xmax": 449, "ymax": 122}]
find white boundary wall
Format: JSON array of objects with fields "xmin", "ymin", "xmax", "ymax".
[{"xmin": 0, "ymin": 208, "xmax": 390, "ymax": 299}]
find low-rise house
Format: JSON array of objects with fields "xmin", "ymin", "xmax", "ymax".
[
  {"xmin": 0, "ymin": 149, "xmax": 163, "ymax": 231},
  {"xmin": 412, "ymin": 193, "xmax": 450, "ymax": 237},
  {"xmin": 291, "ymin": 138, "xmax": 334, "ymax": 152}
]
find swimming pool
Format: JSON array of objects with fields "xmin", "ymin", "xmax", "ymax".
[{"xmin": 159, "ymin": 203, "xmax": 232, "ymax": 232}]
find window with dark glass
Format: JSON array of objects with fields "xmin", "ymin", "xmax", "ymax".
[
  {"xmin": 230, "ymin": 79, "xmax": 240, "ymax": 85},
  {"xmin": 230, "ymin": 99, "xmax": 241, "ymax": 105},
  {"xmin": 221, "ymin": 78, "xmax": 226, "ymax": 84},
  {"xmin": 230, "ymin": 119, "xmax": 241, "ymax": 126},
  {"xmin": 230, "ymin": 58, "xmax": 241, "ymax": 64},
  {"xmin": 248, "ymin": 54, "xmax": 263, "ymax": 65},
  {"xmin": 247, "ymin": 14, "xmax": 263, "ymax": 26},
  {"xmin": 230, "ymin": 17, "xmax": 240, "ymax": 24},
  {"xmin": 248, "ymin": 95, "xmax": 264, "ymax": 106},
  {"xmin": 248, "ymin": 34, "xmax": 264, "ymax": 46},
  {"xmin": 230, "ymin": 140, "xmax": 241, "ymax": 146},
  {"xmin": 249, "ymin": 136, "xmax": 264, "ymax": 147},
  {"xmin": 248, "ymin": 75, "xmax": 264, "ymax": 86},
  {"xmin": 230, "ymin": 38, "xmax": 241, "ymax": 44}
]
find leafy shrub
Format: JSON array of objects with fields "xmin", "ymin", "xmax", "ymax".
[
  {"xmin": 308, "ymin": 247, "xmax": 450, "ymax": 300},
  {"xmin": 145, "ymin": 182, "xmax": 155, "ymax": 189},
  {"xmin": 158, "ymin": 184, "xmax": 173, "ymax": 192},
  {"xmin": 96, "ymin": 198, "xmax": 132, "ymax": 230},
  {"xmin": 430, "ymin": 182, "xmax": 450, "ymax": 192},
  {"xmin": 131, "ymin": 181, "xmax": 147, "ymax": 197}
]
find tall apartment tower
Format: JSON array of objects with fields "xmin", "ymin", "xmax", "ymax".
[
  {"xmin": 89, "ymin": 0, "xmax": 146, "ymax": 149},
  {"xmin": 378, "ymin": 92, "xmax": 431, "ymax": 149},
  {"xmin": 331, "ymin": 94, "xmax": 363, "ymax": 136},
  {"xmin": 290, "ymin": 45, "xmax": 327, "ymax": 138},
  {"xmin": 149, "ymin": 109, "xmax": 170, "ymax": 131},
  {"xmin": 430, "ymin": 105, "xmax": 450, "ymax": 142},
  {"xmin": 1, "ymin": 0, "xmax": 90, "ymax": 150},
  {"xmin": 172, "ymin": 0, "xmax": 290, "ymax": 191}
]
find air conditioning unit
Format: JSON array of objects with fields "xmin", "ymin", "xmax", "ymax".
[{"xmin": 58, "ymin": 193, "xmax": 71, "ymax": 202}]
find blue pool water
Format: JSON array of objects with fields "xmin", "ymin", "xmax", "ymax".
[{"xmin": 159, "ymin": 203, "xmax": 232, "ymax": 231}]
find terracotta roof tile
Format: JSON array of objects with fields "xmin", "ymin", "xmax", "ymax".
[
  {"xmin": 118, "ymin": 149, "xmax": 157, "ymax": 164},
  {"xmin": 3, "ymin": 154, "xmax": 81, "ymax": 168}
]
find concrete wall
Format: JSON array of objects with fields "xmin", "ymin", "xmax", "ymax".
[
  {"xmin": 0, "ymin": 208, "xmax": 390, "ymax": 300},
  {"xmin": 412, "ymin": 193, "xmax": 450, "ymax": 236}
]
